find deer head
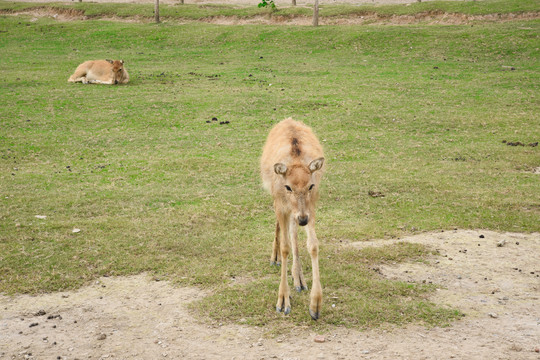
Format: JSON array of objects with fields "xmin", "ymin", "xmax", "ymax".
[{"xmin": 274, "ymin": 157, "xmax": 324, "ymax": 226}]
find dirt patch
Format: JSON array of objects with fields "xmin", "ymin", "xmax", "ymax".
[
  {"xmin": 2, "ymin": 0, "xmax": 463, "ymax": 5},
  {"xmin": 1, "ymin": 7, "xmax": 87, "ymax": 20},
  {"xmin": 4, "ymin": 5, "xmax": 539, "ymax": 25},
  {"xmin": 1, "ymin": 230, "xmax": 540, "ymax": 359},
  {"xmin": 198, "ymin": 11, "xmax": 540, "ymax": 26}
]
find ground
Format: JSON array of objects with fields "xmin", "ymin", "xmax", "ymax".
[
  {"xmin": 2, "ymin": 230, "xmax": 539, "ymax": 359},
  {"xmin": 7, "ymin": 0, "xmax": 462, "ymax": 5},
  {"xmin": 1, "ymin": 2, "xmax": 539, "ymax": 358}
]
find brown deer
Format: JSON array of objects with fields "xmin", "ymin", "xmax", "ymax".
[{"xmin": 260, "ymin": 118, "xmax": 325, "ymax": 320}]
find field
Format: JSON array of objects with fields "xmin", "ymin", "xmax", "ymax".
[{"xmin": 0, "ymin": 0, "xmax": 539, "ymax": 351}]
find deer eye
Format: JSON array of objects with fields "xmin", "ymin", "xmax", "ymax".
[
  {"xmin": 285, "ymin": 185, "xmax": 292, "ymax": 192},
  {"xmin": 309, "ymin": 184, "xmax": 315, "ymax": 191}
]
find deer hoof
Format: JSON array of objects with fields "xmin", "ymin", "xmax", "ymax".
[
  {"xmin": 309, "ymin": 309, "xmax": 319, "ymax": 320},
  {"xmin": 295, "ymin": 285, "xmax": 308, "ymax": 292},
  {"xmin": 270, "ymin": 261, "xmax": 281, "ymax": 267},
  {"xmin": 276, "ymin": 306, "xmax": 291, "ymax": 315}
]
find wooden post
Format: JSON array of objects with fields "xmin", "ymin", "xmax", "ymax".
[
  {"xmin": 291, "ymin": 0, "xmax": 296, "ymax": 5},
  {"xmin": 155, "ymin": 0, "xmax": 160, "ymax": 23},
  {"xmin": 312, "ymin": 0, "xmax": 319, "ymax": 26}
]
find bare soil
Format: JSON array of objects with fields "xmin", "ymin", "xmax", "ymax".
[
  {"xmin": 2, "ymin": 230, "xmax": 539, "ymax": 359},
  {"xmin": 6, "ymin": 0, "xmax": 540, "ymax": 25},
  {"xmin": 7, "ymin": 8, "xmax": 540, "ymax": 25},
  {"xmin": 5, "ymin": 0, "xmax": 461, "ymax": 6}
]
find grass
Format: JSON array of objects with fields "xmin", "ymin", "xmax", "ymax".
[
  {"xmin": 0, "ymin": 2, "xmax": 539, "ymax": 330},
  {"xmin": 0, "ymin": 0, "xmax": 538, "ymax": 22}
]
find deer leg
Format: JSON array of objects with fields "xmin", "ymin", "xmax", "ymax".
[
  {"xmin": 276, "ymin": 216, "xmax": 291, "ymax": 315},
  {"xmin": 88, "ymin": 79, "xmax": 115, "ymax": 85},
  {"xmin": 270, "ymin": 220, "xmax": 281, "ymax": 266},
  {"xmin": 305, "ymin": 220, "xmax": 322, "ymax": 320},
  {"xmin": 68, "ymin": 66, "xmax": 87, "ymax": 83},
  {"xmin": 290, "ymin": 219, "xmax": 307, "ymax": 292},
  {"xmin": 68, "ymin": 76, "xmax": 88, "ymax": 84}
]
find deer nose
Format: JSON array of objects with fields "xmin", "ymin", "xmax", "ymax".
[
  {"xmin": 115, "ymin": 80, "xmax": 119, "ymax": 84},
  {"xmin": 298, "ymin": 215, "xmax": 309, "ymax": 227}
]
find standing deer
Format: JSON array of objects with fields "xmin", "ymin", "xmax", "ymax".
[{"xmin": 260, "ymin": 118, "xmax": 325, "ymax": 320}]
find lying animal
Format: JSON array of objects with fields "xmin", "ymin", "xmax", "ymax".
[{"xmin": 68, "ymin": 59, "xmax": 129, "ymax": 85}]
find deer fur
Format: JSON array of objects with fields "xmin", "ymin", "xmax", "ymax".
[
  {"xmin": 260, "ymin": 118, "xmax": 325, "ymax": 320},
  {"xmin": 68, "ymin": 59, "xmax": 129, "ymax": 85}
]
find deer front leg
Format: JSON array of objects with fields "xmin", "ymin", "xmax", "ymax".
[
  {"xmin": 276, "ymin": 217, "xmax": 291, "ymax": 315},
  {"xmin": 305, "ymin": 221, "xmax": 322, "ymax": 320},
  {"xmin": 270, "ymin": 221, "xmax": 281, "ymax": 266},
  {"xmin": 289, "ymin": 218, "xmax": 307, "ymax": 292},
  {"xmin": 88, "ymin": 79, "xmax": 115, "ymax": 85}
]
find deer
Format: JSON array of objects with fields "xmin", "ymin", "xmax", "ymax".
[{"xmin": 260, "ymin": 118, "xmax": 325, "ymax": 320}]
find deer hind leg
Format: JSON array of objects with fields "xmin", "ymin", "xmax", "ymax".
[
  {"xmin": 290, "ymin": 219, "xmax": 307, "ymax": 292},
  {"xmin": 270, "ymin": 221, "xmax": 281, "ymax": 266},
  {"xmin": 68, "ymin": 65, "xmax": 88, "ymax": 83},
  {"xmin": 305, "ymin": 220, "xmax": 322, "ymax": 320},
  {"xmin": 276, "ymin": 216, "xmax": 291, "ymax": 315}
]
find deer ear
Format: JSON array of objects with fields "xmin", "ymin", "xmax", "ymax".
[
  {"xmin": 274, "ymin": 163, "xmax": 287, "ymax": 175},
  {"xmin": 106, "ymin": 59, "xmax": 113, "ymax": 64},
  {"xmin": 120, "ymin": 60, "xmax": 124, "ymax": 64},
  {"xmin": 308, "ymin": 157, "xmax": 324, "ymax": 173}
]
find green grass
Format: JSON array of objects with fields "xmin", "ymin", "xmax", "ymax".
[
  {"xmin": 0, "ymin": 5, "xmax": 538, "ymax": 331},
  {"xmin": 0, "ymin": 0, "xmax": 538, "ymax": 21}
]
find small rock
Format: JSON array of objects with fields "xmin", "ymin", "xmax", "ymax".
[
  {"xmin": 496, "ymin": 239, "xmax": 506, "ymax": 247},
  {"xmin": 488, "ymin": 313, "xmax": 498, "ymax": 318},
  {"xmin": 314, "ymin": 335, "xmax": 325, "ymax": 343},
  {"xmin": 35, "ymin": 215, "xmax": 47, "ymax": 219},
  {"xmin": 29, "ymin": 323, "xmax": 38, "ymax": 328},
  {"xmin": 72, "ymin": 228, "xmax": 81, "ymax": 233},
  {"xmin": 34, "ymin": 310, "xmax": 46, "ymax": 316},
  {"xmin": 479, "ymin": 234, "xmax": 484, "ymax": 238},
  {"xmin": 97, "ymin": 333, "xmax": 107, "ymax": 340}
]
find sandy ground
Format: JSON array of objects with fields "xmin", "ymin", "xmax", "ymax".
[{"xmin": 1, "ymin": 229, "xmax": 539, "ymax": 360}]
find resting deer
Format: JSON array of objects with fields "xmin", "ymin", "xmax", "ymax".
[{"xmin": 260, "ymin": 118, "xmax": 325, "ymax": 320}]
